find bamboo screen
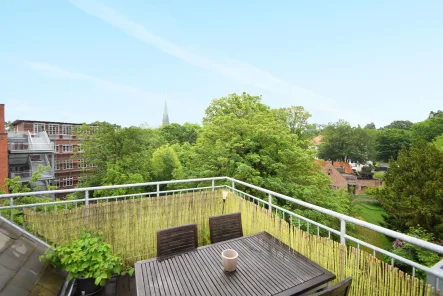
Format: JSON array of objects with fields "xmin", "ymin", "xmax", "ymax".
[{"xmin": 24, "ymin": 190, "xmax": 437, "ymax": 295}]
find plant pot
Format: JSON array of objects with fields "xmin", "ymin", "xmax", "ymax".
[{"xmin": 76, "ymin": 277, "xmax": 103, "ymax": 296}]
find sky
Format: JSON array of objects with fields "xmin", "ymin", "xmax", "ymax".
[{"xmin": 1, "ymin": 1, "xmax": 442, "ymax": 128}]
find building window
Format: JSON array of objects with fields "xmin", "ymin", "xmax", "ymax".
[
  {"xmin": 62, "ymin": 125, "xmax": 73, "ymax": 135},
  {"xmin": 55, "ymin": 161, "xmax": 60, "ymax": 170},
  {"xmin": 48, "ymin": 124, "xmax": 59, "ymax": 135},
  {"xmin": 78, "ymin": 159, "xmax": 86, "ymax": 169},
  {"xmin": 53, "ymin": 179, "xmax": 60, "ymax": 187},
  {"xmin": 62, "ymin": 144, "xmax": 73, "ymax": 153},
  {"xmin": 55, "ymin": 145, "xmax": 60, "ymax": 153},
  {"xmin": 62, "ymin": 160, "xmax": 73, "ymax": 170},
  {"xmin": 62, "ymin": 177, "xmax": 73, "ymax": 187},
  {"xmin": 33, "ymin": 123, "xmax": 45, "ymax": 133},
  {"xmin": 77, "ymin": 144, "xmax": 83, "ymax": 153}
]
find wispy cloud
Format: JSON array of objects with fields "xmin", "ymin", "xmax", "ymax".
[
  {"xmin": 70, "ymin": 0, "xmax": 338, "ymax": 111},
  {"xmin": 29, "ymin": 61, "xmax": 162, "ymax": 100}
]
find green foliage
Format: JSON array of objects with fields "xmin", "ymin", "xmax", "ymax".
[
  {"xmin": 40, "ymin": 231, "xmax": 128, "ymax": 286},
  {"xmin": 318, "ymin": 120, "xmax": 375, "ymax": 163},
  {"xmin": 364, "ymin": 122, "xmax": 376, "ymax": 129},
  {"xmin": 411, "ymin": 116, "xmax": 443, "ymax": 142},
  {"xmin": 160, "ymin": 123, "xmax": 200, "ymax": 144},
  {"xmin": 375, "ymin": 141, "xmax": 443, "ymax": 237},
  {"xmin": 273, "ymin": 106, "xmax": 312, "ymax": 141},
  {"xmin": 375, "ymin": 128, "xmax": 412, "ymax": 162},
  {"xmin": 383, "ymin": 120, "xmax": 414, "ymax": 130},
  {"xmin": 387, "ymin": 226, "xmax": 440, "ymax": 278},
  {"xmin": 433, "ymin": 134, "xmax": 443, "ymax": 152},
  {"xmin": 151, "ymin": 145, "xmax": 182, "ymax": 181},
  {"xmin": 175, "ymin": 93, "xmax": 353, "ymax": 230}
]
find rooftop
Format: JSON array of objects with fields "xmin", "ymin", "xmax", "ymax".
[{"xmin": 0, "ymin": 177, "xmax": 442, "ymax": 295}]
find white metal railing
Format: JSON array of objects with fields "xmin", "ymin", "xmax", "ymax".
[{"xmin": 0, "ymin": 176, "xmax": 442, "ymax": 285}]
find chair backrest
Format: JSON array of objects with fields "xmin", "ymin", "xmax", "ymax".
[
  {"xmin": 156, "ymin": 224, "xmax": 198, "ymax": 257},
  {"xmin": 312, "ymin": 278, "xmax": 353, "ymax": 296},
  {"xmin": 209, "ymin": 212, "xmax": 243, "ymax": 243}
]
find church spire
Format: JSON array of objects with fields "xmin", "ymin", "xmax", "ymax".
[{"xmin": 162, "ymin": 100, "xmax": 169, "ymax": 126}]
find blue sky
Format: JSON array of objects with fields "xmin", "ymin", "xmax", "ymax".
[{"xmin": 1, "ymin": 1, "xmax": 442, "ymax": 128}]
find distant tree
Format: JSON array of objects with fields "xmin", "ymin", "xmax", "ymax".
[
  {"xmin": 151, "ymin": 145, "xmax": 182, "ymax": 181},
  {"xmin": 364, "ymin": 123, "xmax": 376, "ymax": 129},
  {"xmin": 160, "ymin": 123, "xmax": 201, "ymax": 145},
  {"xmin": 383, "ymin": 120, "xmax": 413, "ymax": 130},
  {"xmin": 375, "ymin": 141, "xmax": 443, "ymax": 237},
  {"xmin": 273, "ymin": 106, "xmax": 312, "ymax": 140},
  {"xmin": 434, "ymin": 134, "xmax": 443, "ymax": 152},
  {"xmin": 411, "ymin": 116, "xmax": 443, "ymax": 142},
  {"xmin": 318, "ymin": 120, "xmax": 373, "ymax": 164},
  {"xmin": 4, "ymin": 120, "xmax": 13, "ymax": 132},
  {"xmin": 375, "ymin": 128, "xmax": 412, "ymax": 162}
]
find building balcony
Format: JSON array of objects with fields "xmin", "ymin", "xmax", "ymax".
[
  {"xmin": 8, "ymin": 131, "xmax": 55, "ymax": 153},
  {"xmin": 0, "ymin": 177, "xmax": 442, "ymax": 295}
]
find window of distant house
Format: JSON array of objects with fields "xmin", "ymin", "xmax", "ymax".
[
  {"xmin": 62, "ymin": 125, "xmax": 73, "ymax": 135},
  {"xmin": 62, "ymin": 160, "xmax": 73, "ymax": 170},
  {"xmin": 77, "ymin": 144, "xmax": 83, "ymax": 152},
  {"xmin": 33, "ymin": 123, "xmax": 45, "ymax": 133},
  {"xmin": 53, "ymin": 179, "xmax": 59, "ymax": 187},
  {"xmin": 63, "ymin": 177, "xmax": 73, "ymax": 187},
  {"xmin": 62, "ymin": 144, "xmax": 73, "ymax": 153},
  {"xmin": 327, "ymin": 169, "xmax": 332, "ymax": 176},
  {"xmin": 48, "ymin": 124, "xmax": 59, "ymax": 135},
  {"xmin": 55, "ymin": 161, "xmax": 60, "ymax": 170},
  {"xmin": 55, "ymin": 145, "xmax": 60, "ymax": 153}
]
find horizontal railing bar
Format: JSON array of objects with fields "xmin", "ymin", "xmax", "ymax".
[
  {"xmin": 0, "ymin": 177, "xmax": 227, "ymax": 199},
  {"xmin": 0, "ymin": 216, "xmax": 51, "ymax": 249},
  {"xmin": 0, "ymin": 186, "xmax": 223, "ymax": 210},
  {"xmin": 343, "ymin": 234, "xmax": 443, "ymax": 279},
  {"xmin": 227, "ymin": 177, "xmax": 443, "ymax": 255}
]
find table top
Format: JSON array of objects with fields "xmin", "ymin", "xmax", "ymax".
[{"xmin": 135, "ymin": 232, "xmax": 336, "ymax": 296}]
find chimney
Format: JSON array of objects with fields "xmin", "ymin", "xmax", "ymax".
[
  {"xmin": 0, "ymin": 104, "xmax": 5, "ymax": 132},
  {"xmin": 0, "ymin": 104, "xmax": 8, "ymax": 193}
]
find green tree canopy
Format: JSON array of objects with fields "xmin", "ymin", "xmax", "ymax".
[
  {"xmin": 411, "ymin": 116, "xmax": 443, "ymax": 142},
  {"xmin": 364, "ymin": 123, "xmax": 376, "ymax": 129},
  {"xmin": 375, "ymin": 128, "xmax": 412, "ymax": 162},
  {"xmin": 375, "ymin": 141, "xmax": 443, "ymax": 237},
  {"xmin": 176, "ymin": 93, "xmax": 352, "ymax": 229},
  {"xmin": 318, "ymin": 120, "xmax": 374, "ymax": 164},
  {"xmin": 160, "ymin": 123, "xmax": 201, "ymax": 145},
  {"xmin": 383, "ymin": 120, "xmax": 413, "ymax": 130},
  {"xmin": 273, "ymin": 106, "xmax": 312, "ymax": 141}
]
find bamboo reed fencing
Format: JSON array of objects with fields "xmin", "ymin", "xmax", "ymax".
[{"xmin": 24, "ymin": 190, "xmax": 438, "ymax": 295}]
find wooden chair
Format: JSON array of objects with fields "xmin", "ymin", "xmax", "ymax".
[
  {"xmin": 311, "ymin": 278, "xmax": 352, "ymax": 296},
  {"xmin": 209, "ymin": 212, "xmax": 243, "ymax": 243},
  {"xmin": 156, "ymin": 224, "xmax": 198, "ymax": 257}
]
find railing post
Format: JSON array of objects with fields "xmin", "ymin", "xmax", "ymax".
[
  {"xmin": 9, "ymin": 197, "xmax": 13, "ymax": 221},
  {"xmin": 157, "ymin": 184, "xmax": 160, "ymax": 197},
  {"xmin": 212, "ymin": 179, "xmax": 215, "ymax": 192},
  {"xmin": 231, "ymin": 180, "xmax": 235, "ymax": 193},
  {"xmin": 268, "ymin": 194, "xmax": 272, "ymax": 213},
  {"xmin": 340, "ymin": 219, "xmax": 346, "ymax": 244},
  {"xmin": 85, "ymin": 191, "xmax": 89, "ymax": 206}
]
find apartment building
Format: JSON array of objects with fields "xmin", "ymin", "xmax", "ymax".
[
  {"xmin": 10, "ymin": 119, "xmax": 96, "ymax": 193},
  {"xmin": 0, "ymin": 105, "xmax": 96, "ymax": 195}
]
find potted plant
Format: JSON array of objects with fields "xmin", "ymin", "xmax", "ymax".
[{"xmin": 41, "ymin": 231, "xmax": 130, "ymax": 296}]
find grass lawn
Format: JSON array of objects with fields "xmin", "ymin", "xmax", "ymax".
[{"xmin": 353, "ymin": 198, "xmax": 392, "ymax": 259}]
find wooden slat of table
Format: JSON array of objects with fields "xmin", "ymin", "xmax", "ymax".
[{"xmin": 136, "ymin": 232, "xmax": 335, "ymax": 296}]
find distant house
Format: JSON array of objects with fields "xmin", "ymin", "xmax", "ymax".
[
  {"xmin": 331, "ymin": 161, "xmax": 354, "ymax": 174},
  {"xmin": 319, "ymin": 161, "xmax": 382, "ymax": 195}
]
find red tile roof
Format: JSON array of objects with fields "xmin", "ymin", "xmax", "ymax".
[{"xmin": 332, "ymin": 162, "xmax": 354, "ymax": 174}]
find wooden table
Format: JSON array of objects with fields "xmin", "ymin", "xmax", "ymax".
[{"xmin": 135, "ymin": 232, "xmax": 336, "ymax": 296}]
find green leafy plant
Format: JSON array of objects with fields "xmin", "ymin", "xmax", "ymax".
[{"xmin": 41, "ymin": 231, "xmax": 132, "ymax": 286}]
